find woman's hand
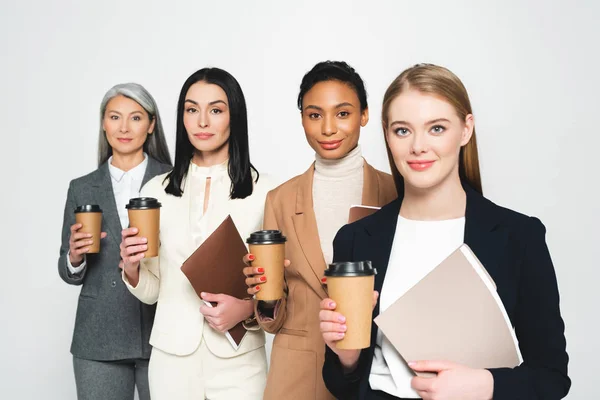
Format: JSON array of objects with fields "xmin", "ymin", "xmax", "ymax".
[
  {"xmin": 319, "ymin": 290, "xmax": 379, "ymax": 372},
  {"xmin": 119, "ymin": 227, "xmax": 146, "ymax": 286},
  {"xmin": 409, "ymin": 360, "xmax": 494, "ymax": 400},
  {"xmin": 199, "ymin": 293, "xmax": 254, "ymax": 333},
  {"xmin": 68, "ymin": 223, "xmax": 107, "ymax": 266},
  {"xmin": 242, "ymin": 253, "xmax": 291, "ymax": 296}
]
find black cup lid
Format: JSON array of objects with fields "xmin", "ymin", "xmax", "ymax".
[
  {"xmin": 126, "ymin": 197, "xmax": 162, "ymax": 210},
  {"xmin": 324, "ymin": 261, "xmax": 376, "ymax": 277},
  {"xmin": 74, "ymin": 204, "xmax": 102, "ymax": 213},
  {"xmin": 246, "ymin": 230, "xmax": 287, "ymax": 245}
]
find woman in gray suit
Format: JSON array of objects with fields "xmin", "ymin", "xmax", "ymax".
[{"xmin": 58, "ymin": 83, "xmax": 172, "ymax": 400}]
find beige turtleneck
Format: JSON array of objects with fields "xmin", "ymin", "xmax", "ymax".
[{"xmin": 313, "ymin": 145, "xmax": 364, "ymax": 265}]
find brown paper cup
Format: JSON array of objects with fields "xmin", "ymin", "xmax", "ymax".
[
  {"xmin": 249, "ymin": 243, "xmax": 285, "ymax": 301},
  {"xmin": 127, "ymin": 208, "xmax": 160, "ymax": 258},
  {"xmin": 328, "ymin": 275, "xmax": 374, "ymax": 349},
  {"xmin": 75, "ymin": 211, "xmax": 103, "ymax": 253}
]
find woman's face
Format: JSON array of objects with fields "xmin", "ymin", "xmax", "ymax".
[
  {"xmin": 183, "ymin": 81, "xmax": 231, "ymax": 156},
  {"xmin": 385, "ymin": 89, "xmax": 473, "ymax": 192},
  {"xmin": 301, "ymin": 80, "xmax": 368, "ymax": 160},
  {"xmin": 102, "ymin": 95, "xmax": 155, "ymax": 157}
]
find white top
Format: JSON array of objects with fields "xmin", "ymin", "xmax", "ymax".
[
  {"xmin": 313, "ymin": 145, "xmax": 364, "ymax": 265},
  {"xmin": 67, "ymin": 153, "xmax": 148, "ymax": 274},
  {"xmin": 369, "ymin": 215, "xmax": 465, "ymax": 398},
  {"xmin": 188, "ymin": 158, "xmax": 230, "ymax": 247}
]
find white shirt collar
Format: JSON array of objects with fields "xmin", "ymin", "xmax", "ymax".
[
  {"xmin": 190, "ymin": 158, "xmax": 229, "ymax": 178},
  {"xmin": 108, "ymin": 153, "xmax": 148, "ymax": 183}
]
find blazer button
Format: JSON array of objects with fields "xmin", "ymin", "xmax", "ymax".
[{"xmin": 111, "ymin": 280, "xmax": 117, "ymax": 287}]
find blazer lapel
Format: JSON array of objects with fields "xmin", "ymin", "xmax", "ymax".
[
  {"xmin": 142, "ymin": 157, "xmax": 161, "ymax": 187},
  {"xmin": 92, "ymin": 163, "xmax": 122, "ymax": 242},
  {"xmin": 464, "ymin": 185, "xmax": 505, "ymax": 285},
  {"xmin": 291, "ymin": 164, "xmax": 329, "ymax": 299},
  {"xmin": 362, "ymin": 198, "xmax": 402, "ymax": 295}
]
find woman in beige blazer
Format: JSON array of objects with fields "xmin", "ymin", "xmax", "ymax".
[
  {"xmin": 119, "ymin": 68, "xmax": 276, "ymax": 400},
  {"xmin": 244, "ymin": 61, "xmax": 397, "ymax": 400}
]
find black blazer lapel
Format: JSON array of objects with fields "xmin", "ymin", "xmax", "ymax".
[
  {"xmin": 463, "ymin": 185, "xmax": 510, "ymax": 299},
  {"xmin": 360, "ymin": 198, "xmax": 402, "ymax": 300}
]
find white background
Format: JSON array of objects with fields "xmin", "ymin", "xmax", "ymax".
[{"xmin": 1, "ymin": 0, "xmax": 598, "ymax": 399}]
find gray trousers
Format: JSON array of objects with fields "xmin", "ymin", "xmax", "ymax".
[{"xmin": 73, "ymin": 356, "xmax": 150, "ymax": 400}]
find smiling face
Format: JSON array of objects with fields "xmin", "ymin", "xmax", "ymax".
[
  {"xmin": 301, "ymin": 80, "xmax": 369, "ymax": 160},
  {"xmin": 183, "ymin": 81, "xmax": 231, "ymax": 159},
  {"xmin": 385, "ymin": 89, "xmax": 473, "ymax": 192},
  {"xmin": 102, "ymin": 95, "xmax": 155, "ymax": 157}
]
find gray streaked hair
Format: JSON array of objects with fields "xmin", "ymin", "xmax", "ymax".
[{"xmin": 97, "ymin": 83, "xmax": 172, "ymax": 167}]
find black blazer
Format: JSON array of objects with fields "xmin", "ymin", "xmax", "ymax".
[
  {"xmin": 322, "ymin": 185, "xmax": 570, "ymax": 400},
  {"xmin": 58, "ymin": 157, "xmax": 172, "ymax": 361}
]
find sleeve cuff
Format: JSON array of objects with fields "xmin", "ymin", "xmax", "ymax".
[
  {"xmin": 256, "ymin": 299, "xmax": 282, "ymax": 323},
  {"xmin": 66, "ymin": 251, "xmax": 86, "ymax": 275},
  {"xmin": 122, "ymin": 267, "xmax": 146, "ymax": 292},
  {"xmin": 488, "ymin": 367, "xmax": 516, "ymax": 400}
]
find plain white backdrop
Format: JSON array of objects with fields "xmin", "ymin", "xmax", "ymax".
[{"xmin": 0, "ymin": 0, "xmax": 598, "ymax": 398}]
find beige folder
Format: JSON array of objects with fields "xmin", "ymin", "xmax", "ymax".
[{"xmin": 374, "ymin": 244, "xmax": 522, "ymax": 376}]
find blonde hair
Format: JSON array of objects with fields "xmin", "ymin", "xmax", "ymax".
[{"xmin": 382, "ymin": 64, "xmax": 482, "ymax": 194}]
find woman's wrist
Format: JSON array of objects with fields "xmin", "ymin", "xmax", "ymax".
[
  {"xmin": 124, "ymin": 265, "xmax": 140, "ymax": 287},
  {"xmin": 339, "ymin": 351, "xmax": 361, "ymax": 373}
]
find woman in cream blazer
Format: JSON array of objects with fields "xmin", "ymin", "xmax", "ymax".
[{"xmin": 120, "ymin": 68, "xmax": 276, "ymax": 400}]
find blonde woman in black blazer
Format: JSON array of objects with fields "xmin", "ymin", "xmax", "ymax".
[
  {"xmin": 319, "ymin": 65, "xmax": 570, "ymax": 400},
  {"xmin": 58, "ymin": 83, "xmax": 172, "ymax": 400}
]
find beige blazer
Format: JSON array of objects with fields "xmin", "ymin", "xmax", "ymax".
[
  {"xmin": 257, "ymin": 161, "xmax": 397, "ymax": 400},
  {"xmin": 124, "ymin": 168, "xmax": 277, "ymax": 358}
]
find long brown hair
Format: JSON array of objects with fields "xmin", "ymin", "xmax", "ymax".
[{"xmin": 381, "ymin": 64, "xmax": 482, "ymax": 195}]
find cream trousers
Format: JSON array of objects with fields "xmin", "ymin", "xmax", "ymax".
[{"xmin": 149, "ymin": 339, "xmax": 267, "ymax": 400}]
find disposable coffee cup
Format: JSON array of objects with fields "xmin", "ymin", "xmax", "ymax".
[
  {"xmin": 126, "ymin": 197, "xmax": 161, "ymax": 258},
  {"xmin": 246, "ymin": 230, "xmax": 287, "ymax": 301},
  {"xmin": 74, "ymin": 205, "xmax": 103, "ymax": 253},
  {"xmin": 325, "ymin": 261, "xmax": 377, "ymax": 349}
]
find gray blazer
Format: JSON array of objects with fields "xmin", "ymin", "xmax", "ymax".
[{"xmin": 58, "ymin": 157, "xmax": 172, "ymax": 361}]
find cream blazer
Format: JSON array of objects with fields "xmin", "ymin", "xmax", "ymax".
[{"xmin": 124, "ymin": 166, "xmax": 276, "ymax": 358}]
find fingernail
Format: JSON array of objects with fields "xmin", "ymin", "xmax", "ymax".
[
  {"xmin": 260, "ymin": 276, "xmax": 266, "ymax": 282},
  {"xmin": 248, "ymin": 254, "xmax": 255, "ymax": 261},
  {"xmin": 321, "ymin": 277, "xmax": 327, "ymax": 283},
  {"xmin": 200, "ymin": 292, "xmax": 206, "ymax": 297},
  {"xmin": 337, "ymin": 332, "xmax": 345, "ymax": 338},
  {"xmin": 255, "ymin": 285, "xmax": 260, "ymax": 291},
  {"xmin": 408, "ymin": 361, "xmax": 416, "ymax": 367},
  {"xmin": 341, "ymin": 325, "xmax": 347, "ymax": 332},
  {"xmin": 87, "ymin": 234, "xmax": 93, "ymax": 237},
  {"xmin": 329, "ymin": 302, "xmax": 335, "ymax": 308},
  {"xmin": 338, "ymin": 315, "xmax": 346, "ymax": 323},
  {"xmin": 257, "ymin": 267, "xmax": 264, "ymax": 273}
]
